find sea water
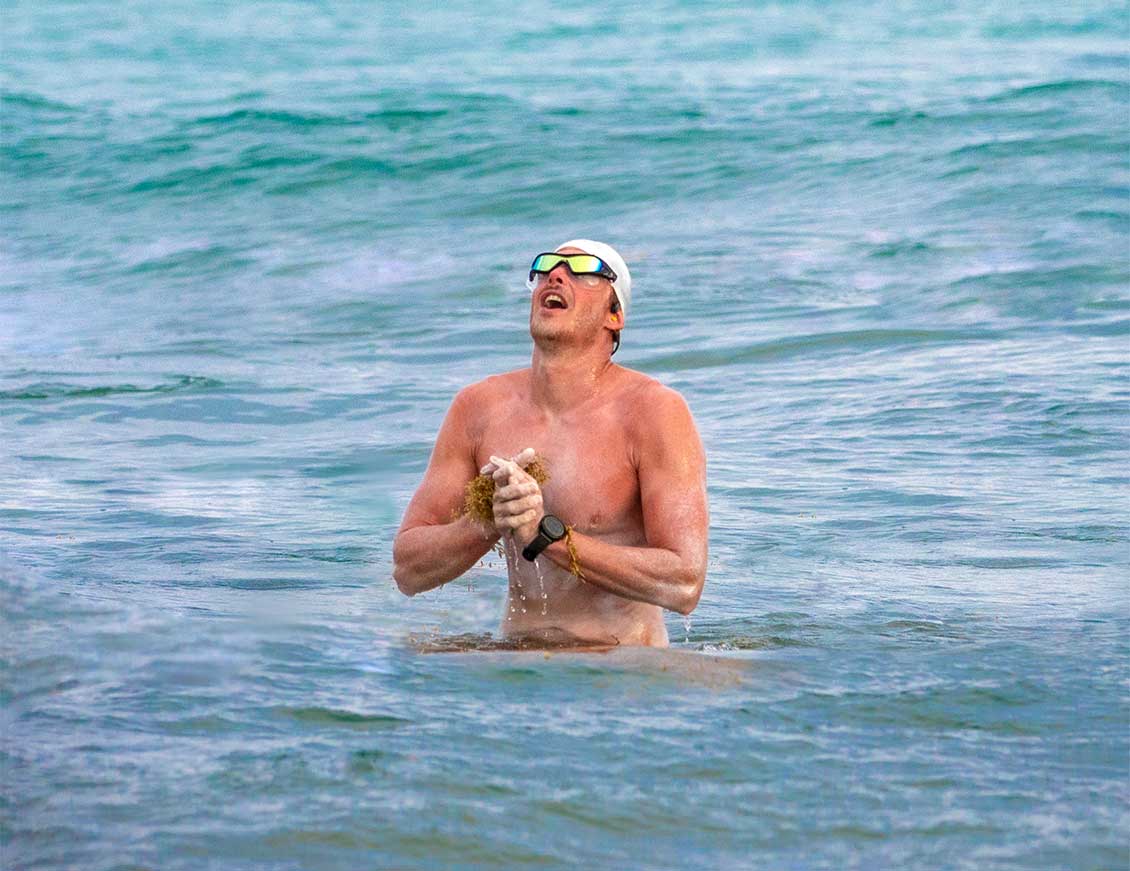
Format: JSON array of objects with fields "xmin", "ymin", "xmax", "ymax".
[{"xmin": 2, "ymin": 1, "xmax": 1127, "ymax": 868}]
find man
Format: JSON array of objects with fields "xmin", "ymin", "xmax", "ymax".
[{"xmin": 392, "ymin": 239, "xmax": 708, "ymax": 648}]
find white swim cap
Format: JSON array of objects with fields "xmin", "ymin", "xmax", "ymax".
[{"xmin": 555, "ymin": 239, "xmax": 632, "ymax": 320}]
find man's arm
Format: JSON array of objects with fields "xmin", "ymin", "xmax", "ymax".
[
  {"xmin": 516, "ymin": 387, "xmax": 708, "ymax": 614},
  {"xmin": 392, "ymin": 387, "xmax": 498, "ymax": 596}
]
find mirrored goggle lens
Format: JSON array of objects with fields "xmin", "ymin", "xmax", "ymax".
[
  {"xmin": 526, "ymin": 253, "xmax": 616, "ymax": 291},
  {"xmin": 530, "ymin": 253, "xmax": 608, "ymax": 276}
]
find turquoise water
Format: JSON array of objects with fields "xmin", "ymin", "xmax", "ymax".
[{"xmin": 2, "ymin": 0, "xmax": 1128, "ymax": 867}]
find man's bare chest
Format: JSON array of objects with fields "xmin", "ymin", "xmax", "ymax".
[{"xmin": 475, "ymin": 406, "xmax": 641, "ymax": 536}]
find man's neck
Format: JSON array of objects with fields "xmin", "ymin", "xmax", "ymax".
[{"xmin": 529, "ymin": 344, "xmax": 616, "ymax": 413}]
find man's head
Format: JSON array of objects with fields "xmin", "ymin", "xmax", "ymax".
[{"xmin": 527, "ymin": 239, "xmax": 632, "ymax": 356}]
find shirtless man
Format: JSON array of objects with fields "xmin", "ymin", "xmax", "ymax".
[{"xmin": 392, "ymin": 239, "xmax": 708, "ymax": 647}]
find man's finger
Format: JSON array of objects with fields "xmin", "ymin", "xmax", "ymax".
[
  {"xmin": 512, "ymin": 508, "xmax": 540, "ymax": 528},
  {"xmin": 495, "ymin": 467, "xmax": 533, "ymax": 490},
  {"xmin": 495, "ymin": 494, "xmax": 541, "ymax": 517},
  {"xmin": 493, "ymin": 481, "xmax": 538, "ymax": 501},
  {"xmin": 482, "ymin": 449, "xmax": 536, "ymax": 479},
  {"xmin": 499, "ymin": 508, "xmax": 539, "ymax": 530},
  {"xmin": 489, "ymin": 456, "xmax": 516, "ymax": 481}
]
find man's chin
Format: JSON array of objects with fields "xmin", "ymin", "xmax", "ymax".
[{"xmin": 529, "ymin": 323, "xmax": 568, "ymax": 343}]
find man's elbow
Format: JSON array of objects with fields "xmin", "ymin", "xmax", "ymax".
[
  {"xmin": 671, "ymin": 566, "xmax": 705, "ymax": 615},
  {"xmin": 392, "ymin": 562, "xmax": 419, "ymax": 597},
  {"xmin": 673, "ymin": 588, "xmax": 702, "ymax": 616},
  {"xmin": 391, "ymin": 537, "xmax": 422, "ymax": 596}
]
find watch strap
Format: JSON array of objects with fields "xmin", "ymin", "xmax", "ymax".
[
  {"xmin": 521, "ymin": 515, "xmax": 565, "ymax": 561},
  {"xmin": 521, "ymin": 532, "xmax": 553, "ymax": 561}
]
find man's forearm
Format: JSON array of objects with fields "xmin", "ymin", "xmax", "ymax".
[
  {"xmin": 392, "ymin": 515, "xmax": 500, "ymax": 596},
  {"xmin": 537, "ymin": 529, "xmax": 705, "ymax": 615}
]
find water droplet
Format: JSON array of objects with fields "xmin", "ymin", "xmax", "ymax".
[
  {"xmin": 682, "ymin": 614, "xmax": 692, "ymax": 644},
  {"xmin": 534, "ymin": 557, "xmax": 549, "ymax": 616}
]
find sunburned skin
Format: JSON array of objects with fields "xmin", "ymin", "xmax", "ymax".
[
  {"xmin": 474, "ymin": 369, "xmax": 704, "ymax": 646},
  {"xmin": 392, "ymin": 245, "xmax": 708, "ymax": 648}
]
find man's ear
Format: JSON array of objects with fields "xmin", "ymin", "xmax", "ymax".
[{"xmin": 607, "ymin": 295, "xmax": 623, "ymax": 332}]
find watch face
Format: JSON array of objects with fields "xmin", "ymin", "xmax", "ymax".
[{"xmin": 542, "ymin": 515, "xmax": 566, "ymax": 539}]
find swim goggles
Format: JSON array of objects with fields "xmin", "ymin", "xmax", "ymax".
[{"xmin": 526, "ymin": 253, "xmax": 618, "ymax": 291}]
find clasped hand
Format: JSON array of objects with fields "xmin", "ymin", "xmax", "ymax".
[{"xmin": 481, "ymin": 448, "xmax": 542, "ymax": 545}]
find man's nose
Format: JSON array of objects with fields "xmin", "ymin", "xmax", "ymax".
[{"xmin": 546, "ymin": 263, "xmax": 570, "ymax": 283}]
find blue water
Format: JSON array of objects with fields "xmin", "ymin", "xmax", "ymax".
[{"xmin": 2, "ymin": 1, "xmax": 1128, "ymax": 868}]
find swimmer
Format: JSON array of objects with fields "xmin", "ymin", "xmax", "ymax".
[{"xmin": 392, "ymin": 240, "xmax": 708, "ymax": 647}]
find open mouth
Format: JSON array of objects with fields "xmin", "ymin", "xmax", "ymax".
[{"xmin": 540, "ymin": 291, "xmax": 568, "ymax": 310}]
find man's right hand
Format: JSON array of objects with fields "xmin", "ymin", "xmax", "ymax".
[{"xmin": 488, "ymin": 450, "xmax": 543, "ymax": 544}]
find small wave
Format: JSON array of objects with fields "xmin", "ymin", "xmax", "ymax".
[
  {"xmin": 637, "ymin": 328, "xmax": 995, "ymax": 371},
  {"xmin": 866, "ymin": 240, "xmax": 933, "ymax": 258},
  {"xmin": 264, "ymin": 545, "xmax": 375, "ymax": 565},
  {"xmin": 1064, "ymin": 318, "xmax": 1129, "ymax": 337},
  {"xmin": 129, "ymin": 433, "xmax": 249, "ymax": 448},
  {"xmin": 188, "ymin": 96, "xmax": 499, "ymax": 135},
  {"xmin": 194, "ymin": 108, "xmax": 347, "ymax": 129},
  {"xmin": 915, "ymin": 556, "xmax": 1074, "ymax": 570},
  {"xmin": 0, "ymin": 375, "xmax": 222, "ymax": 402},
  {"xmin": 129, "ymin": 160, "xmax": 282, "ymax": 195},
  {"xmin": 983, "ymin": 15, "xmax": 1119, "ymax": 39},
  {"xmin": 868, "ymin": 110, "xmax": 931, "ymax": 128},
  {"xmin": 879, "ymin": 620, "xmax": 964, "ymax": 641},
  {"xmin": 0, "ymin": 90, "xmax": 78, "ymax": 114},
  {"xmin": 835, "ymin": 683, "xmax": 1047, "ymax": 734},
  {"xmin": 947, "ymin": 133, "xmax": 1121, "ymax": 161},
  {"xmin": 982, "ymin": 78, "xmax": 1127, "ymax": 102},
  {"xmin": 128, "ymin": 152, "xmax": 403, "ymax": 198},
  {"xmin": 265, "ymin": 156, "xmax": 396, "ymax": 194},
  {"xmin": 847, "ymin": 488, "xmax": 968, "ymax": 507},
  {"xmin": 275, "ymin": 706, "xmax": 409, "ymax": 728},
  {"xmin": 1074, "ymin": 209, "xmax": 1130, "ymax": 228},
  {"xmin": 946, "ymin": 263, "xmax": 1125, "ymax": 293},
  {"xmin": 1025, "ymin": 524, "xmax": 1128, "ymax": 544},
  {"xmin": 126, "ymin": 243, "xmax": 256, "ymax": 276},
  {"xmin": 213, "ymin": 578, "xmax": 327, "ymax": 591}
]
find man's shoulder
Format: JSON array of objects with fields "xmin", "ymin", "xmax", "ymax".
[
  {"xmin": 614, "ymin": 366, "xmax": 691, "ymax": 414},
  {"xmin": 452, "ymin": 369, "xmax": 529, "ymax": 410},
  {"xmin": 614, "ymin": 369, "xmax": 703, "ymax": 464}
]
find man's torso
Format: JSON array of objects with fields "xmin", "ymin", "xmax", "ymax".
[{"xmin": 468, "ymin": 366, "xmax": 669, "ymax": 646}]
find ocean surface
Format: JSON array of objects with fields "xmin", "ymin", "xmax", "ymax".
[{"xmin": 2, "ymin": 1, "xmax": 1128, "ymax": 868}]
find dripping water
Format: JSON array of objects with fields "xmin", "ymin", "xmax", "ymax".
[
  {"xmin": 502, "ymin": 535, "xmax": 527, "ymax": 614},
  {"xmin": 534, "ymin": 557, "xmax": 548, "ymax": 616},
  {"xmin": 502, "ymin": 535, "xmax": 518, "ymax": 623}
]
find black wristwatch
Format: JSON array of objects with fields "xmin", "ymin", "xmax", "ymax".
[{"xmin": 521, "ymin": 515, "xmax": 567, "ymax": 561}]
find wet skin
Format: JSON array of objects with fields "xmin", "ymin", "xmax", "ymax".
[{"xmin": 393, "ymin": 250, "xmax": 708, "ymax": 647}]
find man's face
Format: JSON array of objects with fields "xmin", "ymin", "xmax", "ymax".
[{"xmin": 528, "ymin": 247, "xmax": 618, "ymax": 349}]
